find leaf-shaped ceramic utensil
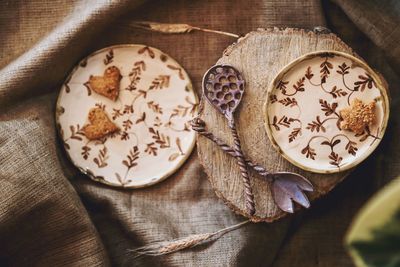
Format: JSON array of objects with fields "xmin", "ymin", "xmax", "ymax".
[{"xmin": 270, "ymin": 172, "xmax": 313, "ymax": 213}]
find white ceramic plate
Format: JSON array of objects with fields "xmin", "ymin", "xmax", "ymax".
[
  {"xmin": 56, "ymin": 45, "xmax": 198, "ymax": 188},
  {"xmin": 264, "ymin": 51, "xmax": 389, "ymax": 173}
]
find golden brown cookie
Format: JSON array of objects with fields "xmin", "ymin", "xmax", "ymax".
[
  {"xmin": 340, "ymin": 98, "xmax": 376, "ymax": 134},
  {"xmin": 83, "ymin": 108, "xmax": 119, "ymax": 140},
  {"xmin": 88, "ymin": 66, "xmax": 121, "ymax": 101}
]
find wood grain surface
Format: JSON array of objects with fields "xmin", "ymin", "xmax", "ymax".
[{"xmin": 197, "ymin": 28, "xmax": 357, "ymax": 222}]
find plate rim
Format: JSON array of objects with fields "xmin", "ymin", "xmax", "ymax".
[
  {"xmin": 55, "ymin": 44, "xmax": 198, "ymax": 188},
  {"xmin": 263, "ymin": 50, "xmax": 390, "ymax": 174}
]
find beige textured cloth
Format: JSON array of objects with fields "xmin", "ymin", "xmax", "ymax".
[{"xmin": 0, "ymin": 0, "xmax": 399, "ymax": 266}]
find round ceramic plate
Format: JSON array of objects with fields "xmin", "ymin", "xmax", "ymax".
[
  {"xmin": 56, "ymin": 45, "xmax": 198, "ymax": 188},
  {"xmin": 264, "ymin": 51, "xmax": 389, "ymax": 173}
]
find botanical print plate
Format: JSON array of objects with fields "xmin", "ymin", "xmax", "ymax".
[
  {"xmin": 264, "ymin": 51, "xmax": 389, "ymax": 173},
  {"xmin": 56, "ymin": 45, "xmax": 198, "ymax": 188}
]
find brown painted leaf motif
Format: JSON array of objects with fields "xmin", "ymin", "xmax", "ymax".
[
  {"xmin": 81, "ymin": 145, "xmax": 91, "ymax": 160},
  {"xmin": 122, "ymin": 146, "xmax": 139, "ymax": 169},
  {"xmin": 306, "ymin": 116, "xmax": 326, "ymax": 132},
  {"xmin": 103, "ymin": 49, "xmax": 114, "ymax": 65},
  {"xmin": 115, "ymin": 173, "xmax": 130, "ymax": 186},
  {"xmin": 134, "ymin": 60, "xmax": 146, "ymax": 71},
  {"xmin": 170, "ymin": 105, "xmax": 190, "ymax": 118},
  {"xmin": 168, "ymin": 153, "xmax": 180, "ymax": 161},
  {"xmin": 95, "ymin": 103, "xmax": 106, "ymax": 110},
  {"xmin": 138, "ymin": 46, "xmax": 155, "ymax": 58},
  {"xmin": 278, "ymin": 116, "xmax": 293, "ymax": 128},
  {"xmin": 293, "ymin": 77, "xmax": 305, "ymax": 92},
  {"xmin": 329, "ymin": 86, "xmax": 348, "ymax": 98},
  {"xmin": 149, "ymin": 127, "xmax": 170, "ymax": 148},
  {"xmin": 123, "ymin": 105, "xmax": 134, "ymax": 114},
  {"xmin": 320, "ymin": 57, "xmax": 333, "ymax": 83},
  {"xmin": 276, "ymin": 80, "xmax": 289, "ymax": 93},
  {"xmin": 321, "ymin": 139, "xmax": 341, "ymax": 149},
  {"xmin": 354, "ymin": 73, "xmax": 375, "ymax": 92},
  {"xmin": 288, "ymin": 128, "xmax": 301, "ymax": 143},
  {"xmin": 301, "ymin": 145, "xmax": 316, "ymax": 160},
  {"xmin": 345, "ymin": 140, "xmax": 358, "ymax": 156},
  {"xmin": 329, "ymin": 151, "xmax": 342, "ymax": 167},
  {"xmin": 176, "ymin": 137, "xmax": 184, "ymax": 154},
  {"xmin": 184, "ymin": 96, "xmax": 198, "ymax": 116},
  {"xmin": 93, "ymin": 146, "xmax": 108, "ymax": 168},
  {"xmin": 270, "ymin": 94, "xmax": 278, "ymax": 103},
  {"xmin": 64, "ymin": 75, "xmax": 72, "ymax": 93},
  {"xmin": 271, "ymin": 115, "xmax": 296, "ymax": 131},
  {"xmin": 145, "ymin": 142, "xmax": 158, "ymax": 156},
  {"xmin": 160, "ymin": 54, "xmax": 168, "ymax": 62},
  {"xmin": 169, "ymin": 96, "xmax": 197, "ymax": 119},
  {"xmin": 355, "ymin": 126, "xmax": 381, "ymax": 143},
  {"xmin": 337, "ymin": 62, "xmax": 350, "ymax": 75},
  {"xmin": 112, "ymin": 108, "xmax": 123, "ymax": 120},
  {"xmin": 149, "ymin": 75, "xmax": 170, "ymax": 90},
  {"xmin": 122, "ymin": 119, "xmax": 133, "ymax": 131},
  {"xmin": 153, "ymin": 116, "xmax": 162, "ymax": 127},
  {"xmin": 126, "ymin": 61, "xmax": 146, "ymax": 91},
  {"xmin": 278, "ymin": 97, "xmax": 297, "ymax": 107},
  {"xmin": 167, "ymin": 64, "xmax": 185, "ymax": 80},
  {"xmin": 64, "ymin": 142, "xmax": 70, "ymax": 150},
  {"xmin": 147, "ymin": 101, "xmax": 163, "ymax": 114},
  {"xmin": 83, "ymin": 81, "xmax": 92, "ymax": 96},
  {"xmin": 70, "ymin": 124, "xmax": 85, "ymax": 141},
  {"xmin": 79, "ymin": 57, "xmax": 88, "ymax": 67},
  {"xmin": 120, "ymin": 131, "xmax": 129, "ymax": 141},
  {"xmin": 271, "ymin": 116, "xmax": 279, "ymax": 131},
  {"xmin": 359, "ymin": 134, "xmax": 369, "ymax": 142},
  {"xmin": 319, "ymin": 99, "xmax": 338, "ymax": 116},
  {"xmin": 168, "ymin": 138, "xmax": 184, "ymax": 161},
  {"xmin": 136, "ymin": 112, "xmax": 146, "ymax": 124},
  {"xmin": 305, "ymin": 66, "xmax": 314, "ymax": 80}
]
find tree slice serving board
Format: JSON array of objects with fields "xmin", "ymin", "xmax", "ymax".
[{"xmin": 197, "ymin": 28, "xmax": 385, "ymax": 222}]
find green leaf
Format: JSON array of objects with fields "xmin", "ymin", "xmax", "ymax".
[{"xmin": 349, "ymin": 209, "xmax": 400, "ymax": 267}]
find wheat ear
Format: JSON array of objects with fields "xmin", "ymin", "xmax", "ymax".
[
  {"xmin": 130, "ymin": 220, "xmax": 250, "ymax": 258},
  {"xmin": 130, "ymin": 21, "xmax": 239, "ymax": 38}
]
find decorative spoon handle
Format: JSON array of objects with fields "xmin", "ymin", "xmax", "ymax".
[
  {"xmin": 191, "ymin": 118, "xmax": 270, "ymax": 178},
  {"xmin": 192, "ymin": 117, "xmax": 314, "ymax": 213},
  {"xmin": 227, "ymin": 117, "xmax": 256, "ymax": 216}
]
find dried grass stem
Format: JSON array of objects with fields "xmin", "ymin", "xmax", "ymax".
[{"xmin": 130, "ymin": 21, "xmax": 239, "ymax": 38}]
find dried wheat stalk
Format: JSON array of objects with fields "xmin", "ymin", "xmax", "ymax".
[
  {"xmin": 130, "ymin": 220, "xmax": 250, "ymax": 258},
  {"xmin": 130, "ymin": 21, "xmax": 239, "ymax": 38}
]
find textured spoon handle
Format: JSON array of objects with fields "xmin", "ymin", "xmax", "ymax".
[
  {"xmin": 191, "ymin": 118, "xmax": 270, "ymax": 178},
  {"xmin": 228, "ymin": 118, "xmax": 256, "ymax": 216}
]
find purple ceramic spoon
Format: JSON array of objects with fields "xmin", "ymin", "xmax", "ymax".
[
  {"xmin": 201, "ymin": 65, "xmax": 314, "ymax": 214},
  {"xmin": 202, "ymin": 65, "xmax": 255, "ymax": 215}
]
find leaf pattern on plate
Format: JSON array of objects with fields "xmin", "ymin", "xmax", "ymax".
[
  {"xmin": 268, "ymin": 53, "xmax": 385, "ymax": 171},
  {"xmin": 58, "ymin": 45, "xmax": 198, "ymax": 187}
]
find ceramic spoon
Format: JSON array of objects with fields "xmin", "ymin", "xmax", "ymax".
[
  {"xmin": 202, "ymin": 65, "xmax": 256, "ymax": 215},
  {"xmin": 201, "ymin": 65, "xmax": 314, "ymax": 214}
]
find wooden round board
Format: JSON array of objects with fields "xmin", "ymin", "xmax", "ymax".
[{"xmin": 197, "ymin": 28, "xmax": 388, "ymax": 222}]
